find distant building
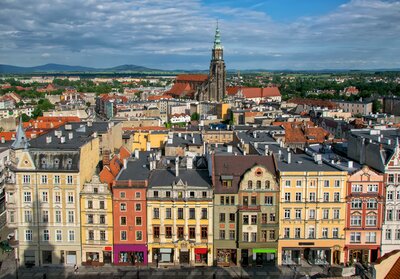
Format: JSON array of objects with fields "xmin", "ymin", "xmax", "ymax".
[{"xmin": 333, "ymin": 100, "xmax": 373, "ymax": 115}]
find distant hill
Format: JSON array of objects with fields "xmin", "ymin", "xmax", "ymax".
[{"xmin": 0, "ymin": 63, "xmax": 160, "ymax": 73}]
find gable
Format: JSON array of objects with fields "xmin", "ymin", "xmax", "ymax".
[{"xmin": 17, "ymin": 151, "xmax": 36, "ymax": 170}]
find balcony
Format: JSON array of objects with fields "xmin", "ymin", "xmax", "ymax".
[{"xmin": 238, "ymin": 205, "xmax": 260, "ymax": 212}]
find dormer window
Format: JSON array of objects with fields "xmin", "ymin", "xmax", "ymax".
[
  {"xmin": 41, "ymin": 158, "xmax": 46, "ymax": 167},
  {"xmin": 190, "ymin": 191, "xmax": 195, "ymax": 198},
  {"xmin": 54, "ymin": 158, "xmax": 60, "ymax": 166}
]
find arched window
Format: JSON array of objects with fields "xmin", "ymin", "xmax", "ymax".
[
  {"xmin": 248, "ymin": 181, "xmax": 253, "ymax": 189},
  {"xmin": 265, "ymin": 180, "xmax": 270, "ymax": 189},
  {"xmin": 256, "ymin": 180, "xmax": 261, "ymax": 189}
]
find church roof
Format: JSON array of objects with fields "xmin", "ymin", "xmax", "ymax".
[
  {"xmin": 11, "ymin": 118, "xmax": 30, "ymax": 150},
  {"xmin": 176, "ymin": 74, "xmax": 208, "ymax": 82},
  {"xmin": 226, "ymin": 86, "xmax": 281, "ymax": 98}
]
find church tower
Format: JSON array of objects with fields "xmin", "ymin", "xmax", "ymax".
[{"xmin": 208, "ymin": 23, "xmax": 226, "ymax": 102}]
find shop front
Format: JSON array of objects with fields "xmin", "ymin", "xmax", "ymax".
[
  {"xmin": 82, "ymin": 246, "xmax": 113, "ymax": 266},
  {"xmin": 282, "ymin": 249, "xmax": 301, "ymax": 265},
  {"xmin": 194, "ymin": 248, "xmax": 208, "ymax": 265},
  {"xmin": 113, "ymin": 244, "xmax": 147, "ymax": 265},
  {"xmin": 252, "ymin": 248, "xmax": 277, "ymax": 265},
  {"xmin": 346, "ymin": 245, "xmax": 380, "ymax": 265},
  {"xmin": 306, "ymin": 248, "xmax": 331, "ymax": 265},
  {"xmin": 216, "ymin": 249, "xmax": 237, "ymax": 266},
  {"xmin": 158, "ymin": 248, "xmax": 174, "ymax": 264}
]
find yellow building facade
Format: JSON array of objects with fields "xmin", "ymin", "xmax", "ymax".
[
  {"xmin": 80, "ymin": 175, "xmax": 113, "ymax": 265},
  {"xmin": 277, "ymin": 153, "xmax": 347, "ymax": 266},
  {"xmin": 131, "ymin": 130, "xmax": 168, "ymax": 151}
]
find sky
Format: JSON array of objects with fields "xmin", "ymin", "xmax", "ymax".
[{"xmin": 1, "ymin": 0, "xmax": 399, "ymax": 70}]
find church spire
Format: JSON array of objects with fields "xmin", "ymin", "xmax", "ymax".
[
  {"xmin": 11, "ymin": 116, "xmax": 29, "ymax": 150},
  {"xmin": 213, "ymin": 20, "xmax": 222, "ymax": 50}
]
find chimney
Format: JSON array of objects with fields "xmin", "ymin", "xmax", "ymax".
[
  {"xmin": 287, "ymin": 152, "xmax": 291, "ymax": 164},
  {"xmin": 134, "ymin": 149, "xmax": 140, "ymax": 159},
  {"xmin": 46, "ymin": 136, "xmax": 52, "ymax": 144},
  {"xmin": 186, "ymin": 156, "xmax": 193, "ymax": 169},
  {"xmin": 265, "ymin": 145, "xmax": 269, "ymax": 156},
  {"xmin": 175, "ymin": 157, "xmax": 179, "ymax": 177},
  {"xmin": 68, "ymin": 132, "xmax": 73, "ymax": 140},
  {"xmin": 60, "ymin": 136, "xmax": 66, "ymax": 144},
  {"xmin": 348, "ymin": 161, "xmax": 353, "ymax": 168},
  {"xmin": 123, "ymin": 158, "xmax": 127, "ymax": 169},
  {"xmin": 227, "ymin": 145, "xmax": 233, "ymax": 153}
]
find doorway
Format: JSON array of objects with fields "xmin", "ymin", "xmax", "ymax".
[
  {"xmin": 103, "ymin": 251, "xmax": 112, "ymax": 264},
  {"xmin": 180, "ymin": 251, "xmax": 189, "ymax": 264},
  {"xmin": 333, "ymin": 250, "xmax": 340, "ymax": 265}
]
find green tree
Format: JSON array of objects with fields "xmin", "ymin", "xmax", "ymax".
[
  {"xmin": 372, "ymin": 99, "xmax": 382, "ymax": 113},
  {"xmin": 21, "ymin": 113, "xmax": 31, "ymax": 122},
  {"xmin": 191, "ymin": 112, "xmax": 200, "ymax": 121}
]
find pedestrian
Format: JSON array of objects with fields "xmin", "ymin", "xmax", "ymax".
[{"xmin": 74, "ymin": 264, "xmax": 78, "ymax": 274}]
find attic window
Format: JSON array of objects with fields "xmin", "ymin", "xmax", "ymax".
[
  {"xmin": 41, "ymin": 158, "xmax": 46, "ymax": 165},
  {"xmin": 67, "ymin": 159, "xmax": 72, "ymax": 165},
  {"xmin": 54, "ymin": 159, "xmax": 60, "ymax": 165}
]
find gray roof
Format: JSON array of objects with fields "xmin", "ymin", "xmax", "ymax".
[
  {"xmin": 11, "ymin": 119, "xmax": 29, "ymax": 150},
  {"xmin": 236, "ymin": 130, "xmax": 278, "ymax": 144},
  {"xmin": 116, "ymin": 151, "xmax": 152, "ymax": 181},
  {"xmin": 166, "ymin": 133, "xmax": 203, "ymax": 147},
  {"xmin": 149, "ymin": 169, "xmax": 211, "ymax": 188}
]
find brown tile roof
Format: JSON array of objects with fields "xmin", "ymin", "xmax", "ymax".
[
  {"xmin": 226, "ymin": 86, "xmax": 281, "ymax": 98},
  {"xmin": 288, "ymin": 97, "xmax": 338, "ymax": 109},
  {"xmin": 118, "ymin": 146, "xmax": 131, "ymax": 160},
  {"xmin": 147, "ymin": 94, "xmax": 173, "ymax": 101},
  {"xmin": 167, "ymin": 82, "xmax": 193, "ymax": 97},
  {"xmin": 213, "ymin": 154, "xmax": 277, "ymax": 194}
]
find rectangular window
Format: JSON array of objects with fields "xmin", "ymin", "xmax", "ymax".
[
  {"xmin": 323, "ymin": 192, "xmax": 329, "ymax": 202},
  {"xmin": 165, "ymin": 227, "xmax": 172, "ymax": 238},
  {"xmin": 243, "ymin": 232, "xmax": 249, "ymax": 242},
  {"xmin": 69, "ymin": 230, "xmax": 75, "ymax": 241},
  {"xmin": 323, "ymin": 209, "xmax": 329, "ymax": 219},
  {"xmin": 153, "ymin": 208, "xmax": 160, "ymax": 219},
  {"xmin": 350, "ymin": 232, "xmax": 361, "ymax": 243},
  {"xmin": 219, "ymin": 230, "xmax": 225, "ymax": 240},
  {"xmin": 68, "ymin": 211, "xmax": 74, "ymax": 223},
  {"xmin": 25, "ymin": 230, "xmax": 33, "ymax": 241},
  {"xmin": 309, "ymin": 192, "xmax": 316, "ymax": 202},
  {"xmin": 87, "ymin": 200, "xmax": 93, "ymax": 209},
  {"xmin": 270, "ymin": 213, "xmax": 276, "ymax": 222},
  {"xmin": 284, "ymin": 209, "xmax": 290, "ymax": 219},
  {"xmin": 135, "ymin": 192, "xmax": 141, "ymax": 199},
  {"xmin": 265, "ymin": 196, "xmax": 273, "ymax": 205},
  {"xmin": 55, "ymin": 192, "xmax": 61, "ymax": 203},
  {"xmin": 178, "ymin": 208, "xmax": 184, "ymax": 219},
  {"xmin": 88, "ymin": 230, "xmax": 94, "ymax": 240},
  {"xmin": 201, "ymin": 208, "xmax": 207, "ymax": 219},
  {"xmin": 388, "ymin": 174, "xmax": 394, "ymax": 183},
  {"xmin": 189, "ymin": 208, "xmax": 195, "ymax": 219},
  {"xmin": 308, "ymin": 227, "xmax": 315, "ymax": 239},
  {"xmin": 386, "ymin": 229, "xmax": 392, "ymax": 240},
  {"xmin": 295, "ymin": 228, "xmax": 301, "ymax": 238},
  {"xmin": 24, "ymin": 210, "xmax": 32, "ymax": 223},
  {"xmin": 367, "ymin": 199, "xmax": 377, "ymax": 209},
  {"xmin": 352, "ymin": 184, "xmax": 362, "ymax": 192},
  {"xmin": 296, "ymin": 180, "xmax": 302, "ymax": 187},
  {"xmin": 284, "ymin": 193, "xmax": 291, "ymax": 202},
  {"xmin": 54, "ymin": 175, "xmax": 60, "ymax": 184},
  {"xmin": 334, "ymin": 180, "xmax": 340, "ymax": 187},
  {"xmin": 251, "ymin": 232, "xmax": 257, "ymax": 242},
  {"xmin": 41, "ymin": 175, "xmax": 48, "ymax": 184},
  {"xmin": 42, "ymin": 191, "xmax": 48, "ymax": 202},
  {"xmin": 284, "ymin": 228, "xmax": 290, "ymax": 238},
  {"xmin": 135, "ymin": 217, "xmax": 142, "ymax": 226},
  {"xmin": 67, "ymin": 192, "xmax": 74, "ymax": 203},
  {"xmin": 251, "ymin": 215, "xmax": 257, "ymax": 225},
  {"xmin": 351, "ymin": 199, "xmax": 362, "ymax": 209},
  {"xmin": 219, "ymin": 213, "xmax": 225, "ymax": 222},
  {"xmin": 334, "ymin": 192, "xmax": 340, "ymax": 202},
  {"xmin": 220, "ymin": 196, "xmax": 224, "ymax": 205},
  {"xmin": 99, "ymin": 200, "xmax": 105, "ymax": 209},
  {"xmin": 201, "ymin": 227, "xmax": 208, "ymax": 239},
  {"xmin": 166, "ymin": 208, "xmax": 172, "ymax": 219},
  {"xmin": 100, "ymin": 215, "xmax": 105, "ymax": 224},
  {"xmin": 120, "ymin": 192, "xmax": 126, "ymax": 198},
  {"xmin": 24, "ymin": 192, "xmax": 31, "ymax": 203},
  {"xmin": 251, "ymin": 196, "xmax": 257, "ymax": 205},
  {"xmin": 397, "ymin": 210, "xmax": 400, "ymax": 221},
  {"xmin": 309, "ymin": 209, "xmax": 315, "ymax": 220},
  {"xmin": 296, "ymin": 192, "xmax": 302, "ymax": 202},
  {"xmin": 229, "ymin": 213, "xmax": 235, "ymax": 222},
  {"xmin": 100, "ymin": 230, "xmax": 106, "ymax": 241},
  {"xmin": 87, "ymin": 214, "xmax": 93, "ymax": 224},
  {"xmin": 136, "ymin": 231, "xmax": 142, "ymax": 241},
  {"xmin": 166, "ymin": 191, "xmax": 171, "ymax": 198},
  {"xmin": 261, "ymin": 230, "xmax": 267, "ymax": 241},
  {"xmin": 135, "ymin": 203, "xmax": 142, "ymax": 211},
  {"xmin": 222, "ymin": 180, "xmax": 232, "ymax": 188},
  {"xmin": 120, "ymin": 216, "xmax": 127, "ymax": 225},
  {"xmin": 332, "ymin": 228, "xmax": 339, "ymax": 239},
  {"xmin": 55, "ymin": 210, "xmax": 61, "ymax": 223},
  {"xmin": 177, "ymin": 226, "xmax": 184, "ymax": 239},
  {"xmin": 350, "ymin": 215, "xmax": 362, "ymax": 226},
  {"xmin": 120, "ymin": 203, "xmax": 126, "ymax": 211},
  {"xmin": 396, "ymin": 229, "xmax": 400, "ymax": 240},
  {"xmin": 56, "ymin": 230, "xmax": 62, "ymax": 241},
  {"xmin": 285, "ymin": 180, "xmax": 291, "ymax": 187},
  {"xmin": 387, "ymin": 191, "xmax": 394, "ymax": 201},
  {"xmin": 368, "ymin": 184, "xmax": 378, "ymax": 192},
  {"xmin": 261, "ymin": 213, "xmax": 267, "ymax": 224},
  {"xmin": 9, "ymin": 211, "xmax": 15, "ymax": 223},
  {"xmin": 332, "ymin": 209, "xmax": 339, "ymax": 219},
  {"xmin": 324, "ymin": 180, "xmax": 329, "ymax": 187},
  {"xmin": 121, "ymin": 231, "xmax": 127, "ymax": 241},
  {"xmin": 67, "ymin": 175, "xmax": 73, "ymax": 184},
  {"xmin": 322, "ymin": 228, "xmax": 328, "ymax": 239},
  {"xmin": 243, "ymin": 215, "xmax": 249, "ymax": 225},
  {"xmin": 366, "ymin": 232, "xmax": 376, "ymax": 243},
  {"xmin": 189, "ymin": 227, "xmax": 195, "ymax": 239},
  {"xmin": 386, "ymin": 209, "xmax": 393, "ymax": 221},
  {"xmin": 256, "ymin": 180, "xmax": 261, "ymax": 189},
  {"xmin": 23, "ymin": 175, "xmax": 31, "ymax": 184},
  {"xmin": 42, "ymin": 210, "xmax": 49, "ymax": 223},
  {"xmin": 295, "ymin": 209, "xmax": 301, "ymax": 220},
  {"xmin": 202, "ymin": 191, "xmax": 207, "ymax": 198},
  {"xmin": 229, "ymin": 230, "xmax": 235, "ymax": 240},
  {"xmin": 269, "ymin": 230, "xmax": 275, "ymax": 240},
  {"xmin": 153, "ymin": 226, "xmax": 160, "ymax": 239},
  {"xmin": 366, "ymin": 215, "xmax": 377, "ymax": 226}
]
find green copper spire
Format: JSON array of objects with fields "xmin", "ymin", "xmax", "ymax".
[{"xmin": 213, "ymin": 20, "xmax": 222, "ymax": 50}]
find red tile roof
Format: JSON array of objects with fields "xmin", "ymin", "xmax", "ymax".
[
  {"xmin": 0, "ymin": 132, "xmax": 15, "ymax": 141},
  {"xmin": 176, "ymin": 74, "xmax": 208, "ymax": 82},
  {"xmin": 118, "ymin": 146, "xmax": 131, "ymax": 160},
  {"xmin": 167, "ymin": 82, "xmax": 192, "ymax": 97},
  {"xmin": 288, "ymin": 98, "xmax": 338, "ymax": 109},
  {"xmin": 386, "ymin": 255, "xmax": 400, "ymax": 279},
  {"xmin": 147, "ymin": 94, "xmax": 173, "ymax": 101},
  {"xmin": 99, "ymin": 166, "xmax": 114, "ymax": 187},
  {"xmin": 226, "ymin": 86, "xmax": 281, "ymax": 98}
]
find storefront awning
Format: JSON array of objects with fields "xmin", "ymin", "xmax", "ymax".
[
  {"xmin": 253, "ymin": 248, "xmax": 277, "ymax": 254},
  {"xmin": 195, "ymin": 248, "xmax": 208, "ymax": 254}
]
